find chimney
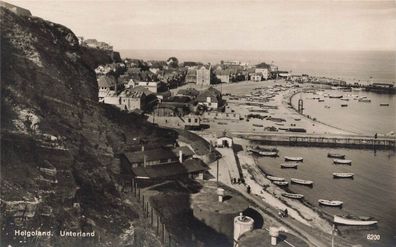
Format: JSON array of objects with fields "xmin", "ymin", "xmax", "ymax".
[
  {"xmin": 217, "ymin": 188, "xmax": 225, "ymax": 202},
  {"xmin": 143, "ymin": 154, "xmax": 147, "ymax": 167},
  {"xmin": 179, "ymin": 150, "xmax": 183, "ymax": 163}
]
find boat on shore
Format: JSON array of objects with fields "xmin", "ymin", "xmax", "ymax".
[
  {"xmin": 282, "ymin": 192, "xmax": 304, "ymax": 199},
  {"xmin": 333, "ymin": 159, "xmax": 352, "ymax": 165},
  {"xmin": 333, "ymin": 172, "xmax": 354, "ymax": 178},
  {"xmin": 380, "ymin": 103, "xmax": 389, "ymax": 106},
  {"xmin": 329, "ymin": 95, "xmax": 343, "ymax": 99},
  {"xmin": 266, "ymin": 175, "xmax": 285, "ymax": 181},
  {"xmin": 327, "ymin": 153, "xmax": 345, "ymax": 159},
  {"xmin": 319, "ymin": 199, "xmax": 343, "ymax": 207},
  {"xmin": 341, "ymin": 104, "xmax": 348, "ymax": 107},
  {"xmin": 250, "ymin": 145, "xmax": 279, "ymax": 153},
  {"xmin": 272, "ymin": 180, "xmax": 288, "ymax": 186},
  {"xmin": 291, "ymin": 178, "xmax": 313, "ymax": 186},
  {"xmin": 284, "ymin": 156, "xmax": 303, "ymax": 162},
  {"xmin": 334, "ymin": 215, "xmax": 378, "ymax": 226},
  {"xmin": 280, "ymin": 163, "xmax": 298, "ymax": 169}
]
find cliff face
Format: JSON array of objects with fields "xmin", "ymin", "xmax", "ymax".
[{"xmin": 0, "ymin": 7, "xmax": 171, "ymax": 246}]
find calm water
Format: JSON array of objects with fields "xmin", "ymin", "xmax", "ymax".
[
  {"xmin": 256, "ymin": 146, "xmax": 396, "ymax": 247},
  {"xmin": 120, "ymin": 50, "xmax": 396, "ymax": 84},
  {"xmin": 291, "ymin": 90, "xmax": 396, "ymax": 135}
]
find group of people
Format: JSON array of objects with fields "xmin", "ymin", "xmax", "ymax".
[{"xmin": 231, "ymin": 177, "xmax": 245, "ymax": 184}]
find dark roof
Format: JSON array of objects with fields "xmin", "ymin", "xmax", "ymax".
[
  {"xmin": 124, "ymin": 148, "xmax": 177, "ymax": 163},
  {"xmin": 178, "ymin": 88, "xmax": 200, "ymax": 97},
  {"xmin": 172, "ymin": 146, "xmax": 195, "ymax": 157},
  {"xmin": 217, "ymin": 131, "xmax": 233, "ymax": 139},
  {"xmin": 196, "ymin": 87, "xmax": 222, "ymax": 103},
  {"xmin": 131, "ymin": 159, "xmax": 208, "ymax": 179},
  {"xmin": 97, "ymin": 75, "xmax": 116, "ymax": 87}
]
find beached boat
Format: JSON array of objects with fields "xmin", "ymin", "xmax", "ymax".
[
  {"xmin": 329, "ymin": 95, "xmax": 343, "ymax": 99},
  {"xmin": 251, "ymin": 145, "xmax": 279, "ymax": 153},
  {"xmin": 380, "ymin": 103, "xmax": 389, "ymax": 106},
  {"xmin": 282, "ymin": 192, "xmax": 304, "ymax": 199},
  {"xmin": 280, "ymin": 163, "xmax": 298, "ymax": 169},
  {"xmin": 327, "ymin": 153, "xmax": 346, "ymax": 159},
  {"xmin": 259, "ymin": 151, "xmax": 278, "ymax": 157},
  {"xmin": 333, "ymin": 215, "xmax": 378, "ymax": 226},
  {"xmin": 333, "ymin": 159, "xmax": 352, "ymax": 165},
  {"xmin": 272, "ymin": 181, "xmax": 288, "ymax": 186},
  {"xmin": 266, "ymin": 175, "xmax": 285, "ymax": 181},
  {"xmin": 284, "ymin": 156, "xmax": 303, "ymax": 162},
  {"xmin": 291, "ymin": 178, "xmax": 313, "ymax": 186},
  {"xmin": 333, "ymin": 172, "xmax": 354, "ymax": 178},
  {"xmin": 340, "ymin": 98, "xmax": 349, "ymax": 101},
  {"xmin": 318, "ymin": 99, "xmax": 325, "ymax": 102},
  {"xmin": 341, "ymin": 104, "xmax": 348, "ymax": 107},
  {"xmin": 319, "ymin": 199, "xmax": 343, "ymax": 207}
]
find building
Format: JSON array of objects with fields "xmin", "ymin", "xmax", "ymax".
[
  {"xmin": 255, "ymin": 68, "xmax": 270, "ymax": 80},
  {"xmin": 121, "ymin": 148, "xmax": 179, "ymax": 168},
  {"xmin": 196, "ymin": 87, "xmax": 222, "ymax": 110},
  {"xmin": 250, "ymin": 73, "xmax": 262, "ymax": 82},
  {"xmin": 117, "ymin": 87, "xmax": 150, "ymax": 112},
  {"xmin": 97, "ymin": 75, "xmax": 118, "ymax": 101},
  {"xmin": 215, "ymin": 70, "xmax": 231, "ymax": 83},
  {"xmin": 203, "ymin": 111, "xmax": 241, "ymax": 121},
  {"xmin": 0, "ymin": 1, "xmax": 32, "ymax": 16},
  {"xmin": 196, "ymin": 65, "xmax": 211, "ymax": 86},
  {"xmin": 138, "ymin": 81, "xmax": 160, "ymax": 93},
  {"xmin": 216, "ymin": 132, "xmax": 233, "ymax": 148},
  {"xmin": 185, "ymin": 69, "xmax": 197, "ymax": 83}
]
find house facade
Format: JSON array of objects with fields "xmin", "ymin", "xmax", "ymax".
[
  {"xmin": 196, "ymin": 65, "xmax": 211, "ymax": 86},
  {"xmin": 255, "ymin": 68, "xmax": 270, "ymax": 80},
  {"xmin": 250, "ymin": 73, "xmax": 262, "ymax": 82}
]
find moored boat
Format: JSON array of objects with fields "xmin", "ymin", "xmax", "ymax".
[
  {"xmin": 259, "ymin": 151, "xmax": 278, "ymax": 157},
  {"xmin": 284, "ymin": 156, "xmax": 303, "ymax": 162},
  {"xmin": 291, "ymin": 178, "xmax": 313, "ymax": 186},
  {"xmin": 319, "ymin": 199, "xmax": 343, "ymax": 207},
  {"xmin": 282, "ymin": 192, "xmax": 304, "ymax": 199},
  {"xmin": 334, "ymin": 215, "xmax": 378, "ymax": 226},
  {"xmin": 272, "ymin": 180, "xmax": 288, "ymax": 186},
  {"xmin": 333, "ymin": 159, "xmax": 352, "ymax": 165},
  {"xmin": 358, "ymin": 98, "xmax": 371, "ymax": 103},
  {"xmin": 333, "ymin": 172, "xmax": 354, "ymax": 178},
  {"xmin": 327, "ymin": 153, "xmax": 346, "ymax": 159},
  {"xmin": 266, "ymin": 175, "xmax": 285, "ymax": 181},
  {"xmin": 280, "ymin": 163, "xmax": 298, "ymax": 169}
]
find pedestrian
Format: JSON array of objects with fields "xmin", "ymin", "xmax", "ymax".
[
  {"xmin": 247, "ymin": 185, "xmax": 251, "ymax": 194},
  {"xmin": 374, "ymin": 133, "xmax": 378, "ymax": 139}
]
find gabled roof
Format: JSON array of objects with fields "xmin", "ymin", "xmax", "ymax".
[
  {"xmin": 97, "ymin": 75, "xmax": 116, "ymax": 88},
  {"xmin": 172, "ymin": 146, "xmax": 195, "ymax": 157}
]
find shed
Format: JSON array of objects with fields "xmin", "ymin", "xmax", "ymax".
[{"xmin": 216, "ymin": 132, "xmax": 233, "ymax": 148}]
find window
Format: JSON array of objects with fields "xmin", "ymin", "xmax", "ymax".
[
  {"xmin": 195, "ymin": 118, "xmax": 198, "ymax": 123},
  {"xmin": 188, "ymin": 118, "xmax": 191, "ymax": 123}
]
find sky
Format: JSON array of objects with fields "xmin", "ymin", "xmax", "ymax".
[{"xmin": 9, "ymin": 0, "xmax": 396, "ymax": 51}]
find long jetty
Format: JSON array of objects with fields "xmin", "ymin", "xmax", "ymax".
[{"xmin": 233, "ymin": 132, "xmax": 396, "ymax": 150}]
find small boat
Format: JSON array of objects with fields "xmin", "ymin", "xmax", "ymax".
[
  {"xmin": 329, "ymin": 95, "xmax": 343, "ymax": 99},
  {"xmin": 333, "ymin": 159, "xmax": 352, "ymax": 165},
  {"xmin": 253, "ymin": 145, "xmax": 279, "ymax": 153},
  {"xmin": 282, "ymin": 192, "xmax": 304, "ymax": 199},
  {"xmin": 272, "ymin": 181, "xmax": 288, "ymax": 186},
  {"xmin": 333, "ymin": 172, "xmax": 354, "ymax": 178},
  {"xmin": 318, "ymin": 99, "xmax": 325, "ymax": 102},
  {"xmin": 341, "ymin": 98, "xmax": 349, "ymax": 101},
  {"xmin": 267, "ymin": 175, "xmax": 285, "ymax": 181},
  {"xmin": 284, "ymin": 156, "xmax": 303, "ymax": 162},
  {"xmin": 291, "ymin": 178, "xmax": 313, "ymax": 186},
  {"xmin": 380, "ymin": 103, "xmax": 389, "ymax": 106},
  {"xmin": 259, "ymin": 151, "xmax": 278, "ymax": 157},
  {"xmin": 334, "ymin": 215, "xmax": 378, "ymax": 226},
  {"xmin": 358, "ymin": 98, "xmax": 371, "ymax": 103},
  {"xmin": 280, "ymin": 163, "xmax": 298, "ymax": 169},
  {"xmin": 327, "ymin": 153, "xmax": 346, "ymax": 159},
  {"xmin": 294, "ymin": 118, "xmax": 301, "ymax": 121},
  {"xmin": 341, "ymin": 104, "xmax": 348, "ymax": 107},
  {"xmin": 319, "ymin": 199, "xmax": 343, "ymax": 207}
]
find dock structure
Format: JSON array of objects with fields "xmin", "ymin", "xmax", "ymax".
[{"xmin": 234, "ymin": 132, "xmax": 396, "ymax": 150}]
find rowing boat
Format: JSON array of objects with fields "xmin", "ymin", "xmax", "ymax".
[
  {"xmin": 319, "ymin": 199, "xmax": 343, "ymax": 207},
  {"xmin": 266, "ymin": 175, "xmax": 285, "ymax": 181},
  {"xmin": 327, "ymin": 153, "xmax": 346, "ymax": 159},
  {"xmin": 272, "ymin": 181, "xmax": 288, "ymax": 186},
  {"xmin": 291, "ymin": 178, "xmax": 313, "ymax": 186},
  {"xmin": 282, "ymin": 192, "xmax": 304, "ymax": 199},
  {"xmin": 334, "ymin": 215, "xmax": 378, "ymax": 226},
  {"xmin": 333, "ymin": 159, "xmax": 352, "ymax": 165},
  {"xmin": 333, "ymin": 173, "xmax": 354, "ymax": 178},
  {"xmin": 280, "ymin": 163, "xmax": 298, "ymax": 169},
  {"xmin": 284, "ymin": 156, "xmax": 303, "ymax": 162},
  {"xmin": 259, "ymin": 151, "xmax": 278, "ymax": 157}
]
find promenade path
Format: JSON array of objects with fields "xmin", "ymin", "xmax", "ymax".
[{"xmin": 209, "ymin": 147, "xmax": 240, "ymax": 186}]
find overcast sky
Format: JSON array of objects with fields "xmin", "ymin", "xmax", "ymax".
[{"xmin": 10, "ymin": 0, "xmax": 396, "ymax": 51}]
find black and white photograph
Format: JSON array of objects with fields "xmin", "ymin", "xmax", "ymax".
[{"xmin": 1, "ymin": 0, "xmax": 395, "ymax": 246}]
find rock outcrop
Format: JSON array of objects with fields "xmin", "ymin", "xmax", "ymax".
[{"xmin": 1, "ymin": 7, "xmax": 171, "ymax": 246}]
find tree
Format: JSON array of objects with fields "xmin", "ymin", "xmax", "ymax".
[{"xmin": 167, "ymin": 57, "xmax": 179, "ymax": 68}]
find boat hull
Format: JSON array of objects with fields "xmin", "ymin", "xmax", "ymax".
[
  {"xmin": 333, "ymin": 173, "xmax": 354, "ymax": 178},
  {"xmin": 328, "ymin": 153, "xmax": 346, "ymax": 159},
  {"xmin": 319, "ymin": 199, "xmax": 343, "ymax": 207},
  {"xmin": 334, "ymin": 216, "xmax": 378, "ymax": 226},
  {"xmin": 284, "ymin": 156, "xmax": 303, "ymax": 162},
  {"xmin": 333, "ymin": 159, "xmax": 352, "ymax": 165},
  {"xmin": 291, "ymin": 178, "xmax": 313, "ymax": 186},
  {"xmin": 282, "ymin": 193, "xmax": 304, "ymax": 199}
]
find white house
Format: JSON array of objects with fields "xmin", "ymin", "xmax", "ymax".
[{"xmin": 216, "ymin": 132, "xmax": 233, "ymax": 148}]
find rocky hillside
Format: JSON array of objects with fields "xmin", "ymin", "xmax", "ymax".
[{"xmin": 0, "ymin": 7, "xmax": 173, "ymax": 247}]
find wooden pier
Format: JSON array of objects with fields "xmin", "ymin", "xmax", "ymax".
[{"xmin": 234, "ymin": 132, "xmax": 396, "ymax": 150}]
